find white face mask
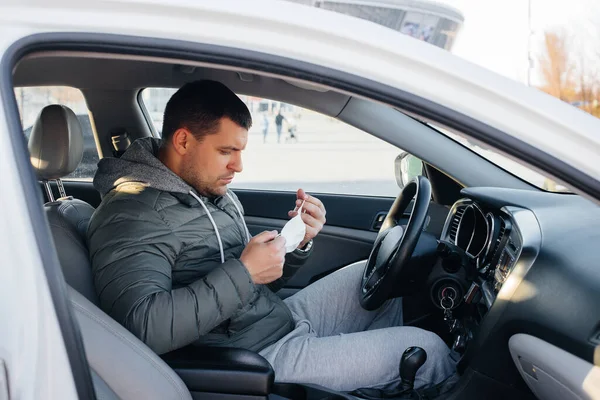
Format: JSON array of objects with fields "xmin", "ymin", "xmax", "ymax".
[{"xmin": 280, "ymin": 200, "xmax": 306, "ymax": 253}]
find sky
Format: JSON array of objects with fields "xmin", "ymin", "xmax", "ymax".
[{"xmin": 438, "ymin": 0, "xmax": 599, "ymax": 85}]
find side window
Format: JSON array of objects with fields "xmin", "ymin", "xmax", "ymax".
[
  {"xmin": 14, "ymin": 86, "xmax": 99, "ymax": 181},
  {"xmin": 141, "ymin": 88, "xmax": 415, "ymax": 197}
]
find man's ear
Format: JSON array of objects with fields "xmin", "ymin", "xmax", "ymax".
[{"xmin": 171, "ymin": 128, "xmax": 192, "ymax": 156}]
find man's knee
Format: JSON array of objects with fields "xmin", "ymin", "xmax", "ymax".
[
  {"xmin": 336, "ymin": 260, "xmax": 367, "ymax": 279},
  {"xmin": 406, "ymin": 329, "xmax": 455, "ymax": 385},
  {"xmin": 423, "ymin": 330, "xmax": 450, "ymax": 356},
  {"xmin": 407, "ymin": 328, "xmax": 448, "ymax": 351}
]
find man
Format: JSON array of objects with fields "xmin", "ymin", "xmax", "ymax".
[
  {"xmin": 87, "ymin": 80, "xmax": 455, "ymax": 392},
  {"xmin": 262, "ymin": 111, "xmax": 269, "ymax": 143},
  {"xmin": 274, "ymin": 109, "xmax": 285, "ymax": 143}
]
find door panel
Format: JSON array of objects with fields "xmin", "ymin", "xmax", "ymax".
[
  {"xmin": 247, "ymin": 216, "xmax": 376, "ymax": 296},
  {"xmin": 509, "ymin": 334, "xmax": 600, "ymax": 400},
  {"xmin": 236, "ymin": 189, "xmax": 396, "ymax": 231},
  {"xmin": 239, "ymin": 189, "xmax": 396, "ymax": 298},
  {"xmin": 239, "ymin": 189, "xmax": 450, "ymax": 298},
  {"xmin": 236, "ymin": 189, "xmax": 449, "ymax": 236}
]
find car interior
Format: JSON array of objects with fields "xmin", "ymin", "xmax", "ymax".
[{"xmin": 8, "ymin": 46, "xmax": 600, "ymax": 400}]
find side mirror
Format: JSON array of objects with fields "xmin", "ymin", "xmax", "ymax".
[{"xmin": 395, "ymin": 152, "xmax": 424, "ymax": 188}]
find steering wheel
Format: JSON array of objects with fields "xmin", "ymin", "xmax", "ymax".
[{"xmin": 359, "ymin": 175, "xmax": 431, "ymax": 311}]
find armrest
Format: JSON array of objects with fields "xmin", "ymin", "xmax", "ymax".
[{"xmin": 161, "ymin": 345, "xmax": 274, "ymax": 396}]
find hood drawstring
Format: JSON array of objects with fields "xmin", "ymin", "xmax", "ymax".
[
  {"xmin": 188, "ymin": 191, "xmax": 251, "ymax": 264},
  {"xmin": 189, "ymin": 191, "xmax": 225, "ymax": 264},
  {"xmin": 226, "ymin": 192, "xmax": 251, "ymax": 244}
]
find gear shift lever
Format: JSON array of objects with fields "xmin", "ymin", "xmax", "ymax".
[
  {"xmin": 350, "ymin": 347, "xmax": 428, "ymax": 400},
  {"xmin": 399, "ymin": 347, "xmax": 427, "ymax": 391}
]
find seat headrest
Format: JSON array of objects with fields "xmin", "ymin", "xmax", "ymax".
[{"xmin": 28, "ymin": 105, "xmax": 84, "ymax": 180}]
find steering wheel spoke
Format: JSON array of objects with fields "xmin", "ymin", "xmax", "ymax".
[{"xmin": 359, "ymin": 176, "xmax": 432, "ymax": 310}]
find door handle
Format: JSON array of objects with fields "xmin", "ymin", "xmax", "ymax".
[{"xmin": 371, "ymin": 212, "xmax": 388, "ymax": 231}]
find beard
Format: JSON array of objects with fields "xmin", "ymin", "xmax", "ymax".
[{"xmin": 180, "ymin": 160, "xmax": 228, "ymax": 198}]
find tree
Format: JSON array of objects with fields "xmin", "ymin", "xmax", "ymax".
[
  {"xmin": 537, "ymin": 26, "xmax": 600, "ymax": 119},
  {"xmin": 576, "ymin": 52, "xmax": 597, "ymax": 114},
  {"xmin": 586, "ymin": 14, "xmax": 600, "ymax": 117},
  {"xmin": 537, "ymin": 30, "xmax": 576, "ymax": 101}
]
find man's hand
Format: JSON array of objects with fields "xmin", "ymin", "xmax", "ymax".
[
  {"xmin": 240, "ymin": 230, "xmax": 286, "ymax": 284},
  {"xmin": 288, "ymin": 188, "xmax": 326, "ymax": 249}
]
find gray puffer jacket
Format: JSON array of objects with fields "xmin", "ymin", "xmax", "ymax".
[{"xmin": 87, "ymin": 138, "xmax": 310, "ymax": 355}]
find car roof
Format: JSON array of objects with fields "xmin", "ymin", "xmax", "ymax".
[{"xmin": 3, "ymin": 0, "xmax": 600, "ymax": 182}]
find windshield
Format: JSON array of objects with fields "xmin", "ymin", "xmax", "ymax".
[
  {"xmin": 277, "ymin": 0, "xmax": 595, "ymax": 192},
  {"xmin": 429, "ymin": 123, "xmax": 570, "ymax": 192}
]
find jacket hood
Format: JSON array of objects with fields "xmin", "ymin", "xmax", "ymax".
[
  {"xmin": 93, "ymin": 137, "xmax": 252, "ymax": 263},
  {"xmin": 93, "ymin": 137, "xmax": 193, "ymax": 197}
]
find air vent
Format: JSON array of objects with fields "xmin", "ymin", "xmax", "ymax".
[
  {"xmin": 491, "ymin": 218, "xmax": 507, "ymax": 260},
  {"xmin": 448, "ymin": 206, "xmax": 466, "ymax": 242}
]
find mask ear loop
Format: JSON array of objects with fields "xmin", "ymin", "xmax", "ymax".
[{"xmin": 294, "ymin": 199, "xmax": 306, "ymax": 214}]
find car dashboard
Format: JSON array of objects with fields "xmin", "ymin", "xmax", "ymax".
[
  {"xmin": 440, "ymin": 198, "xmax": 537, "ymax": 310},
  {"xmin": 431, "ymin": 187, "xmax": 600, "ymax": 392}
]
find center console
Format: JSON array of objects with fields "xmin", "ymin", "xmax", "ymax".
[{"xmin": 162, "ymin": 345, "xmax": 354, "ymax": 400}]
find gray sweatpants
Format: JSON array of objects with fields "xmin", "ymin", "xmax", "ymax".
[{"xmin": 259, "ymin": 261, "xmax": 456, "ymax": 392}]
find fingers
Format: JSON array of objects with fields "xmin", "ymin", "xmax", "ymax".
[
  {"xmin": 295, "ymin": 212, "xmax": 324, "ymax": 232},
  {"xmin": 303, "ymin": 212, "xmax": 323, "ymax": 231},
  {"xmin": 289, "ymin": 204, "xmax": 326, "ymax": 229},
  {"xmin": 295, "ymin": 191, "xmax": 326, "ymax": 216},
  {"xmin": 295, "ymin": 201, "xmax": 325, "ymax": 221},
  {"xmin": 252, "ymin": 230, "xmax": 279, "ymax": 243},
  {"xmin": 287, "ymin": 213, "xmax": 324, "ymax": 233},
  {"xmin": 268, "ymin": 236, "xmax": 286, "ymax": 261},
  {"xmin": 308, "ymin": 194, "xmax": 326, "ymax": 215},
  {"xmin": 291, "ymin": 190, "xmax": 326, "ymax": 246},
  {"xmin": 270, "ymin": 236, "xmax": 286, "ymax": 250}
]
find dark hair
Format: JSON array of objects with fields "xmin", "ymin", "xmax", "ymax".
[{"xmin": 161, "ymin": 80, "xmax": 252, "ymax": 143}]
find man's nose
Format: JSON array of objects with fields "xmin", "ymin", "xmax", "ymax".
[{"xmin": 230, "ymin": 153, "xmax": 243, "ymax": 173}]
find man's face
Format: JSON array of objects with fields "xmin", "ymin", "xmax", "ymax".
[{"xmin": 181, "ymin": 118, "xmax": 247, "ymax": 197}]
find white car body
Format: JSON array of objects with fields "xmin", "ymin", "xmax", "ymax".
[
  {"xmin": 2, "ymin": 0, "xmax": 599, "ymax": 183},
  {"xmin": 0, "ymin": 0, "xmax": 599, "ymax": 398}
]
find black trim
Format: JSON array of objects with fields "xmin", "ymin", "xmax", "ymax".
[
  {"xmin": 10, "ymin": 32, "xmax": 600, "ymax": 202},
  {"xmin": 136, "ymin": 87, "xmax": 161, "ymax": 138},
  {"xmin": 1, "ymin": 40, "xmax": 96, "ymax": 398}
]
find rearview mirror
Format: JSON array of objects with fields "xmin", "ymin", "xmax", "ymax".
[{"xmin": 395, "ymin": 152, "xmax": 423, "ymax": 188}]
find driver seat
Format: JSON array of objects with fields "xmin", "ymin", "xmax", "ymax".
[{"xmin": 28, "ymin": 105, "xmax": 192, "ymax": 399}]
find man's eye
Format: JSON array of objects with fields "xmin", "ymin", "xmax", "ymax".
[{"xmin": 220, "ymin": 150, "xmax": 231, "ymax": 155}]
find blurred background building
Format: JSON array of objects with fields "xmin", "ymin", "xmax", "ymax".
[{"xmin": 285, "ymin": 0, "xmax": 464, "ymax": 51}]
